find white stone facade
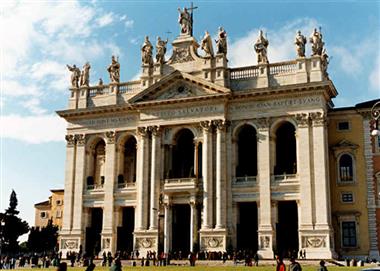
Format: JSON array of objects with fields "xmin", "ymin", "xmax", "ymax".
[{"xmin": 58, "ymin": 30, "xmax": 337, "ymax": 259}]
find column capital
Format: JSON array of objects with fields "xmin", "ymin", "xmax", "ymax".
[
  {"xmin": 213, "ymin": 119, "xmax": 230, "ymax": 132},
  {"xmin": 200, "ymin": 120, "xmax": 212, "ymax": 132},
  {"xmin": 148, "ymin": 125, "xmax": 161, "ymax": 136},
  {"xmin": 65, "ymin": 134, "xmax": 76, "ymax": 147},
  {"xmin": 310, "ymin": 111, "xmax": 326, "ymax": 127},
  {"xmin": 136, "ymin": 127, "xmax": 148, "ymax": 137},
  {"xmin": 74, "ymin": 134, "xmax": 86, "ymax": 146},
  {"xmin": 256, "ymin": 117, "xmax": 271, "ymax": 130},
  {"xmin": 105, "ymin": 131, "xmax": 116, "ymax": 144},
  {"xmin": 189, "ymin": 196, "xmax": 197, "ymax": 206},
  {"xmin": 294, "ymin": 113, "xmax": 310, "ymax": 128}
]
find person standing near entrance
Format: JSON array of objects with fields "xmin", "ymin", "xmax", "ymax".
[
  {"xmin": 276, "ymin": 256, "xmax": 286, "ymax": 271},
  {"xmin": 317, "ymin": 260, "xmax": 328, "ymax": 271},
  {"xmin": 289, "ymin": 257, "xmax": 302, "ymax": 271}
]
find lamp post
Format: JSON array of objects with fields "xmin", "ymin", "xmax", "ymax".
[{"xmin": 370, "ymin": 101, "xmax": 380, "ymax": 136}]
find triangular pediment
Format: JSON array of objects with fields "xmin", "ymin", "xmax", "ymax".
[
  {"xmin": 331, "ymin": 140, "xmax": 359, "ymax": 150},
  {"xmin": 128, "ymin": 70, "xmax": 230, "ymax": 104}
]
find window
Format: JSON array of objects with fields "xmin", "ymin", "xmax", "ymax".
[
  {"xmin": 341, "ymin": 192, "xmax": 354, "ymax": 203},
  {"xmin": 337, "ymin": 121, "xmax": 350, "ymax": 131},
  {"xmin": 56, "ymin": 210, "xmax": 62, "ymax": 218},
  {"xmin": 338, "ymin": 154, "xmax": 354, "ymax": 182},
  {"xmin": 40, "ymin": 212, "xmax": 47, "ymax": 219},
  {"xmin": 56, "ymin": 200, "xmax": 62, "ymax": 205},
  {"xmin": 342, "ymin": 221, "xmax": 357, "ymax": 247}
]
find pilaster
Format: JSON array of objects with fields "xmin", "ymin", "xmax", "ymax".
[
  {"xmin": 309, "ymin": 56, "xmax": 323, "ymax": 82},
  {"xmin": 257, "ymin": 64, "xmax": 269, "ymax": 88},
  {"xmin": 295, "ymin": 58, "xmax": 308, "ymax": 83},
  {"xmin": 101, "ymin": 131, "xmax": 117, "ymax": 254},
  {"xmin": 149, "ymin": 126, "xmax": 161, "ymax": 230},
  {"xmin": 163, "ymin": 196, "xmax": 172, "ymax": 254},
  {"xmin": 256, "ymin": 118, "xmax": 274, "ymax": 258}
]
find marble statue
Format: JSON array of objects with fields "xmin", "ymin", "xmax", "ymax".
[
  {"xmin": 201, "ymin": 31, "xmax": 214, "ymax": 57},
  {"xmin": 294, "ymin": 30, "xmax": 307, "ymax": 58},
  {"xmin": 107, "ymin": 56, "xmax": 120, "ymax": 83},
  {"xmin": 156, "ymin": 37, "xmax": 168, "ymax": 64},
  {"xmin": 80, "ymin": 62, "xmax": 91, "ymax": 87},
  {"xmin": 141, "ymin": 36, "xmax": 153, "ymax": 66},
  {"xmin": 309, "ymin": 28, "xmax": 324, "ymax": 56},
  {"xmin": 66, "ymin": 64, "xmax": 81, "ymax": 88},
  {"xmin": 215, "ymin": 26, "xmax": 227, "ymax": 55},
  {"xmin": 178, "ymin": 7, "xmax": 192, "ymax": 35},
  {"xmin": 321, "ymin": 48, "xmax": 329, "ymax": 76},
  {"xmin": 98, "ymin": 78, "xmax": 103, "ymax": 86},
  {"xmin": 254, "ymin": 30, "xmax": 269, "ymax": 64}
]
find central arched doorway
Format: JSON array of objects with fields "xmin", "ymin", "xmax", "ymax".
[{"xmin": 172, "ymin": 129, "xmax": 195, "ymax": 178}]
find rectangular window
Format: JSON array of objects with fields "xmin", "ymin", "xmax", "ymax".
[
  {"xmin": 342, "ymin": 221, "xmax": 357, "ymax": 247},
  {"xmin": 341, "ymin": 193, "xmax": 354, "ymax": 203},
  {"xmin": 337, "ymin": 121, "xmax": 350, "ymax": 131},
  {"xmin": 56, "ymin": 210, "xmax": 62, "ymax": 218}
]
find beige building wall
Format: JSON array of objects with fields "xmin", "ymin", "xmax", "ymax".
[
  {"xmin": 328, "ymin": 109, "xmax": 370, "ymax": 257},
  {"xmin": 34, "ymin": 189, "xmax": 64, "ymax": 229}
]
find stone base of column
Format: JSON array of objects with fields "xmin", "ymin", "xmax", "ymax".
[
  {"xmin": 58, "ymin": 231, "xmax": 84, "ymax": 257},
  {"xmin": 100, "ymin": 231, "xmax": 116, "ymax": 256},
  {"xmin": 199, "ymin": 228, "xmax": 227, "ymax": 252},
  {"xmin": 133, "ymin": 230, "xmax": 158, "ymax": 258},
  {"xmin": 257, "ymin": 227, "xmax": 274, "ymax": 259},
  {"xmin": 299, "ymin": 229, "xmax": 336, "ymax": 259}
]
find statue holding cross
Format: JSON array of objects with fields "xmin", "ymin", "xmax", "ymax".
[{"xmin": 178, "ymin": 3, "xmax": 197, "ymax": 36}]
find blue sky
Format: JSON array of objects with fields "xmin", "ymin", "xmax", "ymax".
[{"xmin": 1, "ymin": 0, "xmax": 379, "ymax": 239}]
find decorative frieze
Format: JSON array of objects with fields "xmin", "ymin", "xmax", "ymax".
[
  {"xmin": 301, "ymin": 236, "xmax": 326, "ymax": 248},
  {"xmin": 259, "ymin": 236, "xmax": 271, "ymax": 249},
  {"xmin": 65, "ymin": 135, "xmax": 76, "ymax": 147},
  {"xmin": 135, "ymin": 237, "xmax": 156, "ymax": 249},
  {"xmin": 171, "ymin": 47, "xmax": 194, "ymax": 64},
  {"xmin": 201, "ymin": 236, "xmax": 224, "ymax": 250},
  {"xmin": 102, "ymin": 238, "xmax": 111, "ymax": 249},
  {"xmin": 61, "ymin": 239, "xmax": 79, "ymax": 250}
]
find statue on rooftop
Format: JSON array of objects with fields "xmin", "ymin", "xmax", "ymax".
[
  {"xmin": 321, "ymin": 48, "xmax": 329, "ymax": 77},
  {"xmin": 309, "ymin": 28, "xmax": 324, "ymax": 56},
  {"xmin": 254, "ymin": 30, "xmax": 269, "ymax": 64},
  {"xmin": 156, "ymin": 36, "xmax": 168, "ymax": 64},
  {"xmin": 80, "ymin": 62, "xmax": 91, "ymax": 87},
  {"xmin": 294, "ymin": 30, "xmax": 307, "ymax": 58},
  {"xmin": 66, "ymin": 64, "xmax": 81, "ymax": 88},
  {"xmin": 201, "ymin": 31, "xmax": 214, "ymax": 57},
  {"xmin": 107, "ymin": 56, "xmax": 120, "ymax": 83},
  {"xmin": 141, "ymin": 36, "xmax": 153, "ymax": 66},
  {"xmin": 216, "ymin": 26, "xmax": 227, "ymax": 55},
  {"xmin": 178, "ymin": 7, "xmax": 192, "ymax": 35}
]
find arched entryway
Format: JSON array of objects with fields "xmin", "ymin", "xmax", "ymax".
[
  {"xmin": 274, "ymin": 122, "xmax": 297, "ymax": 175},
  {"xmin": 172, "ymin": 129, "xmax": 195, "ymax": 178},
  {"xmin": 236, "ymin": 125, "xmax": 257, "ymax": 177}
]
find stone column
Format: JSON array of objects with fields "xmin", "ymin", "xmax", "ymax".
[
  {"xmin": 295, "ymin": 114, "xmax": 314, "ymax": 231},
  {"xmin": 70, "ymin": 134, "xmax": 86, "ymax": 251},
  {"xmin": 194, "ymin": 141, "xmax": 199, "ymax": 178},
  {"xmin": 149, "ymin": 126, "xmax": 161, "ymax": 230},
  {"xmin": 101, "ymin": 131, "xmax": 117, "ymax": 253},
  {"xmin": 214, "ymin": 120, "xmax": 227, "ymax": 229},
  {"xmin": 200, "ymin": 121, "xmax": 213, "ymax": 229},
  {"xmin": 136, "ymin": 127, "xmax": 149, "ymax": 230},
  {"xmin": 256, "ymin": 118, "xmax": 273, "ymax": 258},
  {"xmin": 61, "ymin": 135, "xmax": 76, "ymax": 234},
  {"xmin": 163, "ymin": 198, "xmax": 172, "ymax": 254},
  {"xmin": 310, "ymin": 112, "xmax": 334, "ymax": 258},
  {"xmin": 189, "ymin": 197, "xmax": 196, "ymax": 252}
]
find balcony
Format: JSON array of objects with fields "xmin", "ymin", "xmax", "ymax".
[
  {"xmin": 117, "ymin": 182, "xmax": 136, "ymax": 189},
  {"xmin": 232, "ymin": 176, "xmax": 257, "ymax": 187},
  {"xmin": 163, "ymin": 178, "xmax": 199, "ymax": 193},
  {"xmin": 86, "ymin": 183, "xmax": 104, "ymax": 191},
  {"xmin": 271, "ymin": 174, "xmax": 299, "ymax": 193}
]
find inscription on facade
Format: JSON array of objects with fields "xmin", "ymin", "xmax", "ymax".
[
  {"xmin": 70, "ymin": 116, "xmax": 137, "ymax": 128},
  {"xmin": 141, "ymin": 104, "xmax": 224, "ymax": 120},
  {"xmin": 230, "ymin": 96, "xmax": 322, "ymax": 113}
]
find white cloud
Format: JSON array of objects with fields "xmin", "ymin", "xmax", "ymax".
[
  {"xmin": 2, "ymin": 80, "xmax": 41, "ymax": 97},
  {"xmin": 21, "ymin": 98, "xmax": 47, "ymax": 115},
  {"xmin": 369, "ymin": 54, "xmax": 380, "ymax": 91},
  {"xmin": 0, "ymin": 114, "xmax": 66, "ymax": 144},
  {"xmin": 229, "ymin": 18, "xmax": 320, "ymax": 67},
  {"xmin": 124, "ymin": 19, "xmax": 134, "ymax": 29},
  {"xmin": 96, "ymin": 12, "xmax": 115, "ymax": 27}
]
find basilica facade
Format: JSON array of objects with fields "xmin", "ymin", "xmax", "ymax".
[{"xmin": 57, "ymin": 11, "xmax": 339, "ymax": 259}]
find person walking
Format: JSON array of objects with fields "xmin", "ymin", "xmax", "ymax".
[
  {"xmin": 276, "ymin": 256, "xmax": 286, "ymax": 271},
  {"xmin": 289, "ymin": 257, "xmax": 302, "ymax": 271},
  {"xmin": 317, "ymin": 260, "xmax": 328, "ymax": 271}
]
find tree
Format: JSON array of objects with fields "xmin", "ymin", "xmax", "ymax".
[
  {"xmin": 1, "ymin": 190, "xmax": 29, "ymax": 254},
  {"xmin": 27, "ymin": 220, "xmax": 59, "ymax": 254}
]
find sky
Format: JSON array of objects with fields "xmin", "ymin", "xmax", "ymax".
[{"xmin": 0, "ymin": 0, "xmax": 379, "ymax": 241}]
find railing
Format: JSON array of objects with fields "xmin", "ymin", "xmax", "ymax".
[
  {"xmin": 230, "ymin": 66, "xmax": 259, "ymax": 80},
  {"xmin": 87, "ymin": 86, "xmax": 110, "ymax": 97},
  {"xmin": 118, "ymin": 81, "xmax": 141, "ymax": 94},
  {"xmin": 269, "ymin": 61, "xmax": 297, "ymax": 75},
  {"xmin": 164, "ymin": 178, "xmax": 197, "ymax": 184},
  {"xmin": 272, "ymin": 174, "xmax": 297, "ymax": 182},
  {"xmin": 233, "ymin": 176, "xmax": 257, "ymax": 183},
  {"xmin": 117, "ymin": 182, "xmax": 136, "ymax": 189},
  {"xmin": 87, "ymin": 183, "xmax": 104, "ymax": 190}
]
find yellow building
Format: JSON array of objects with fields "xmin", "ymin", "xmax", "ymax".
[
  {"xmin": 34, "ymin": 189, "xmax": 64, "ymax": 229},
  {"xmin": 328, "ymin": 102, "xmax": 378, "ymax": 259}
]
